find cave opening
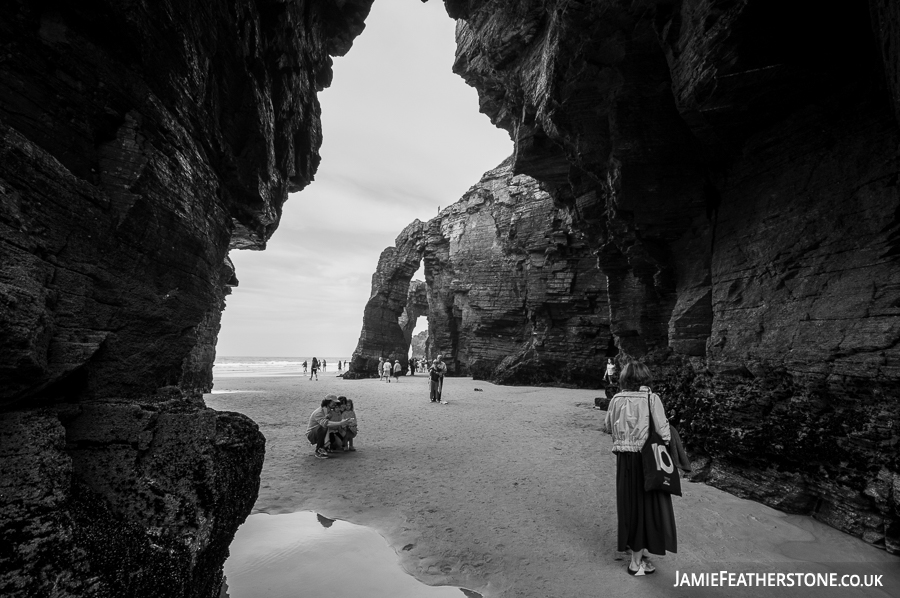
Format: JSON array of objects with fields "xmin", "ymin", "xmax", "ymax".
[
  {"xmin": 214, "ymin": 0, "xmax": 510, "ymax": 367},
  {"xmin": 408, "ymin": 315, "xmax": 429, "ymax": 360}
]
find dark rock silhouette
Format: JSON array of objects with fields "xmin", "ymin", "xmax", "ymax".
[
  {"xmin": 439, "ymin": 0, "xmax": 900, "ymax": 553},
  {"xmin": 0, "ymin": 0, "xmax": 372, "ymax": 595},
  {"xmin": 356, "ymin": 0, "xmax": 900, "ymax": 553}
]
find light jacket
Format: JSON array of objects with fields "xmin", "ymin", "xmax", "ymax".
[
  {"xmin": 306, "ymin": 407, "xmax": 334, "ymax": 435},
  {"xmin": 604, "ymin": 386, "xmax": 671, "ymax": 452}
]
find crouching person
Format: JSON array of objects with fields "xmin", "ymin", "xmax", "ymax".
[{"xmin": 307, "ymin": 395, "xmax": 350, "ymax": 459}]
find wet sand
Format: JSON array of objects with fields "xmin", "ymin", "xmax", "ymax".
[{"xmin": 205, "ymin": 372, "xmax": 899, "ymax": 598}]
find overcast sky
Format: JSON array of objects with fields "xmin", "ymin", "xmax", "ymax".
[{"xmin": 216, "ymin": 1, "xmax": 512, "ymax": 358}]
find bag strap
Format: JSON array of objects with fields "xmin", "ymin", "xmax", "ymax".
[{"xmin": 646, "ymin": 390, "xmax": 656, "ymax": 435}]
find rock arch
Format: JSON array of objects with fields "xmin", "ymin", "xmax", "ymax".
[
  {"xmin": 352, "ymin": 158, "xmax": 611, "ymax": 386},
  {"xmin": 347, "ymin": 221, "xmax": 425, "ymax": 377},
  {"xmin": 399, "ymin": 280, "xmax": 429, "ymax": 355}
]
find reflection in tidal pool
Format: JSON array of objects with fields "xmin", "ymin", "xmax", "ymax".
[{"xmin": 221, "ymin": 511, "xmax": 480, "ymax": 598}]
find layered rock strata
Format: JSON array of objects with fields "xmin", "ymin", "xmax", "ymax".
[
  {"xmin": 440, "ymin": 0, "xmax": 900, "ymax": 551},
  {"xmin": 423, "ymin": 159, "xmax": 610, "ymax": 385},
  {"xmin": 0, "ymin": 0, "xmax": 371, "ymax": 595},
  {"xmin": 351, "ymin": 158, "xmax": 612, "ymax": 387}
]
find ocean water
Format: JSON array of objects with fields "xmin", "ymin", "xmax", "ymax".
[{"xmin": 213, "ymin": 356, "xmax": 351, "ymax": 378}]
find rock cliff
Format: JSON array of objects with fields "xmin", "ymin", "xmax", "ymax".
[
  {"xmin": 439, "ymin": 0, "xmax": 900, "ymax": 552},
  {"xmin": 423, "ymin": 158, "xmax": 610, "ymax": 385},
  {"xmin": 350, "ymin": 158, "xmax": 612, "ymax": 387},
  {"xmin": 0, "ymin": 0, "xmax": 371, "ymax": 595}
]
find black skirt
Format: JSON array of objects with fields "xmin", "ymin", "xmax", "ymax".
[{"xmin": 616, "ymin": 451, "xmax": 677, "ymax": 555}]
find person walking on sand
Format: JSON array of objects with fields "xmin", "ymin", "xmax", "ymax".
[
  {"xmin": 302, "ymin": 360, "xmax": 308, "ymax": 374},
  {"xmin": 322, "ymin": 359, "xmax": 327, "ymax": 372},
  {"xmin": 429, "ymin": 354, "xmax": 447, "ymax": 402},
  {"xmin": 392, "ymin": 359, "xmax": 402, "ymax": 382},
  {"xmin": 602, "ymin": 360, "xmax": 677, "ymax": 576},
  {"xmin": 306, "ymin": 395, "xmax": 353, "ymax": 459},
  {"xmin": 382, "ymin": 358, "xmax": 393, "ymax": 383},
  {"xmin": 310, "ymin": 356, "xmax": 319, "ymax": 381},
  {"xmin": 604, "ymin": 358, "xmax": 616, "ymax": 384}
]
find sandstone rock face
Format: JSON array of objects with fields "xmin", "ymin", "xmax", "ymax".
[
  {"xmin": 423, "ymin": 158, "xmax": 610, "ymax": 385},
  {"xmin": 441, "ymin": 0, "xmax": 900, "ymax": 551},
  {"xmin": 0, "ymin": 0, "xmax": 371, "ymax": 594},
  {"xmin": 1, "ymin": 0, "xmax": 371, "ymax": 404},
  {"xmin": 351, "ymin": 158, "xmax": 612, "ymax": 387}
]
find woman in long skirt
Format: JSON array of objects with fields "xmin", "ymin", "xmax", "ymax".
[{"xmin": 603, "ymin": 360, "xmax": 677, "ymax": 576}]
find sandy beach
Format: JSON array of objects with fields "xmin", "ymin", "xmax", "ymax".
[{"xmin": 205, "ymin": 372, "xmax": 899, "ymax": 598}]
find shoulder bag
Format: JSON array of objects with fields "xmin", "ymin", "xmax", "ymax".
[{"xmin": 641, "ymin": 391, "xmax": 682, "ymax": 496}]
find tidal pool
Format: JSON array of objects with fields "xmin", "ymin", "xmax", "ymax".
[{"xmin": 221, "ymin": 511, "xmax": 480, "ymax": 598}]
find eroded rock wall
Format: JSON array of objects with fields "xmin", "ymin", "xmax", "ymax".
[
  {"xmin": 352, "ymin": 158, "xmax": 611, "ymax": 387},
  {"xmin": 0, "ymin": 0, "xmax": 372, "ymax": 595},
  {"xmin": 423, "ymin": 158, "xmax": 610, "ymax": 385},
  {"xmin": 441, "ymin": 0, "xmax": 900, "ymax": 551},
  {"xmin": 0, "ymin": 397, "xmax": 264, "ymax": 597}
]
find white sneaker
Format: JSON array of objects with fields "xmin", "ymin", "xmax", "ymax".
[{"xmin": 627, "ymin": 563, "xmax": 645, "ymax": 576}]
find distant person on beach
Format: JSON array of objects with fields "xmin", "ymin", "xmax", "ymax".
[
  {"xmin": 306, "ymin": 395, "xmax": 352, "ymax": 459},
  {"xmin": 604, "ymin": 358, "xmax": 616, "ymax": 384},
  {"xmin": 337, "ymin": 360, "xmax": 342, "ymax": 372},
  {"xmin": 310, "ymin": 357, "xmax": 319, "ymax": 381},
  {"xmin": 322, "ymin": 359, "xmax": 327, "ymax": 372},
  {"xmin": 602, "ymin": 360, "xmax": 676, "ymax": 576},
  {"xmin": 378, "ymin": 357, "xmax": 386, "ymax": 382},
  {"xmin": 429, "ymin": 355, "xmax": 447, "ymax": 402},
  {"xmin": 392, "ymin": 359, "xmax": 402, "ymax": 382},
  {"xmin": 302, "ymin": 360, "xmax": 308, "ymax": 374},
  {"xmin": 382, "ymin": 359, "xmax": 393, "ymax": 383}
]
